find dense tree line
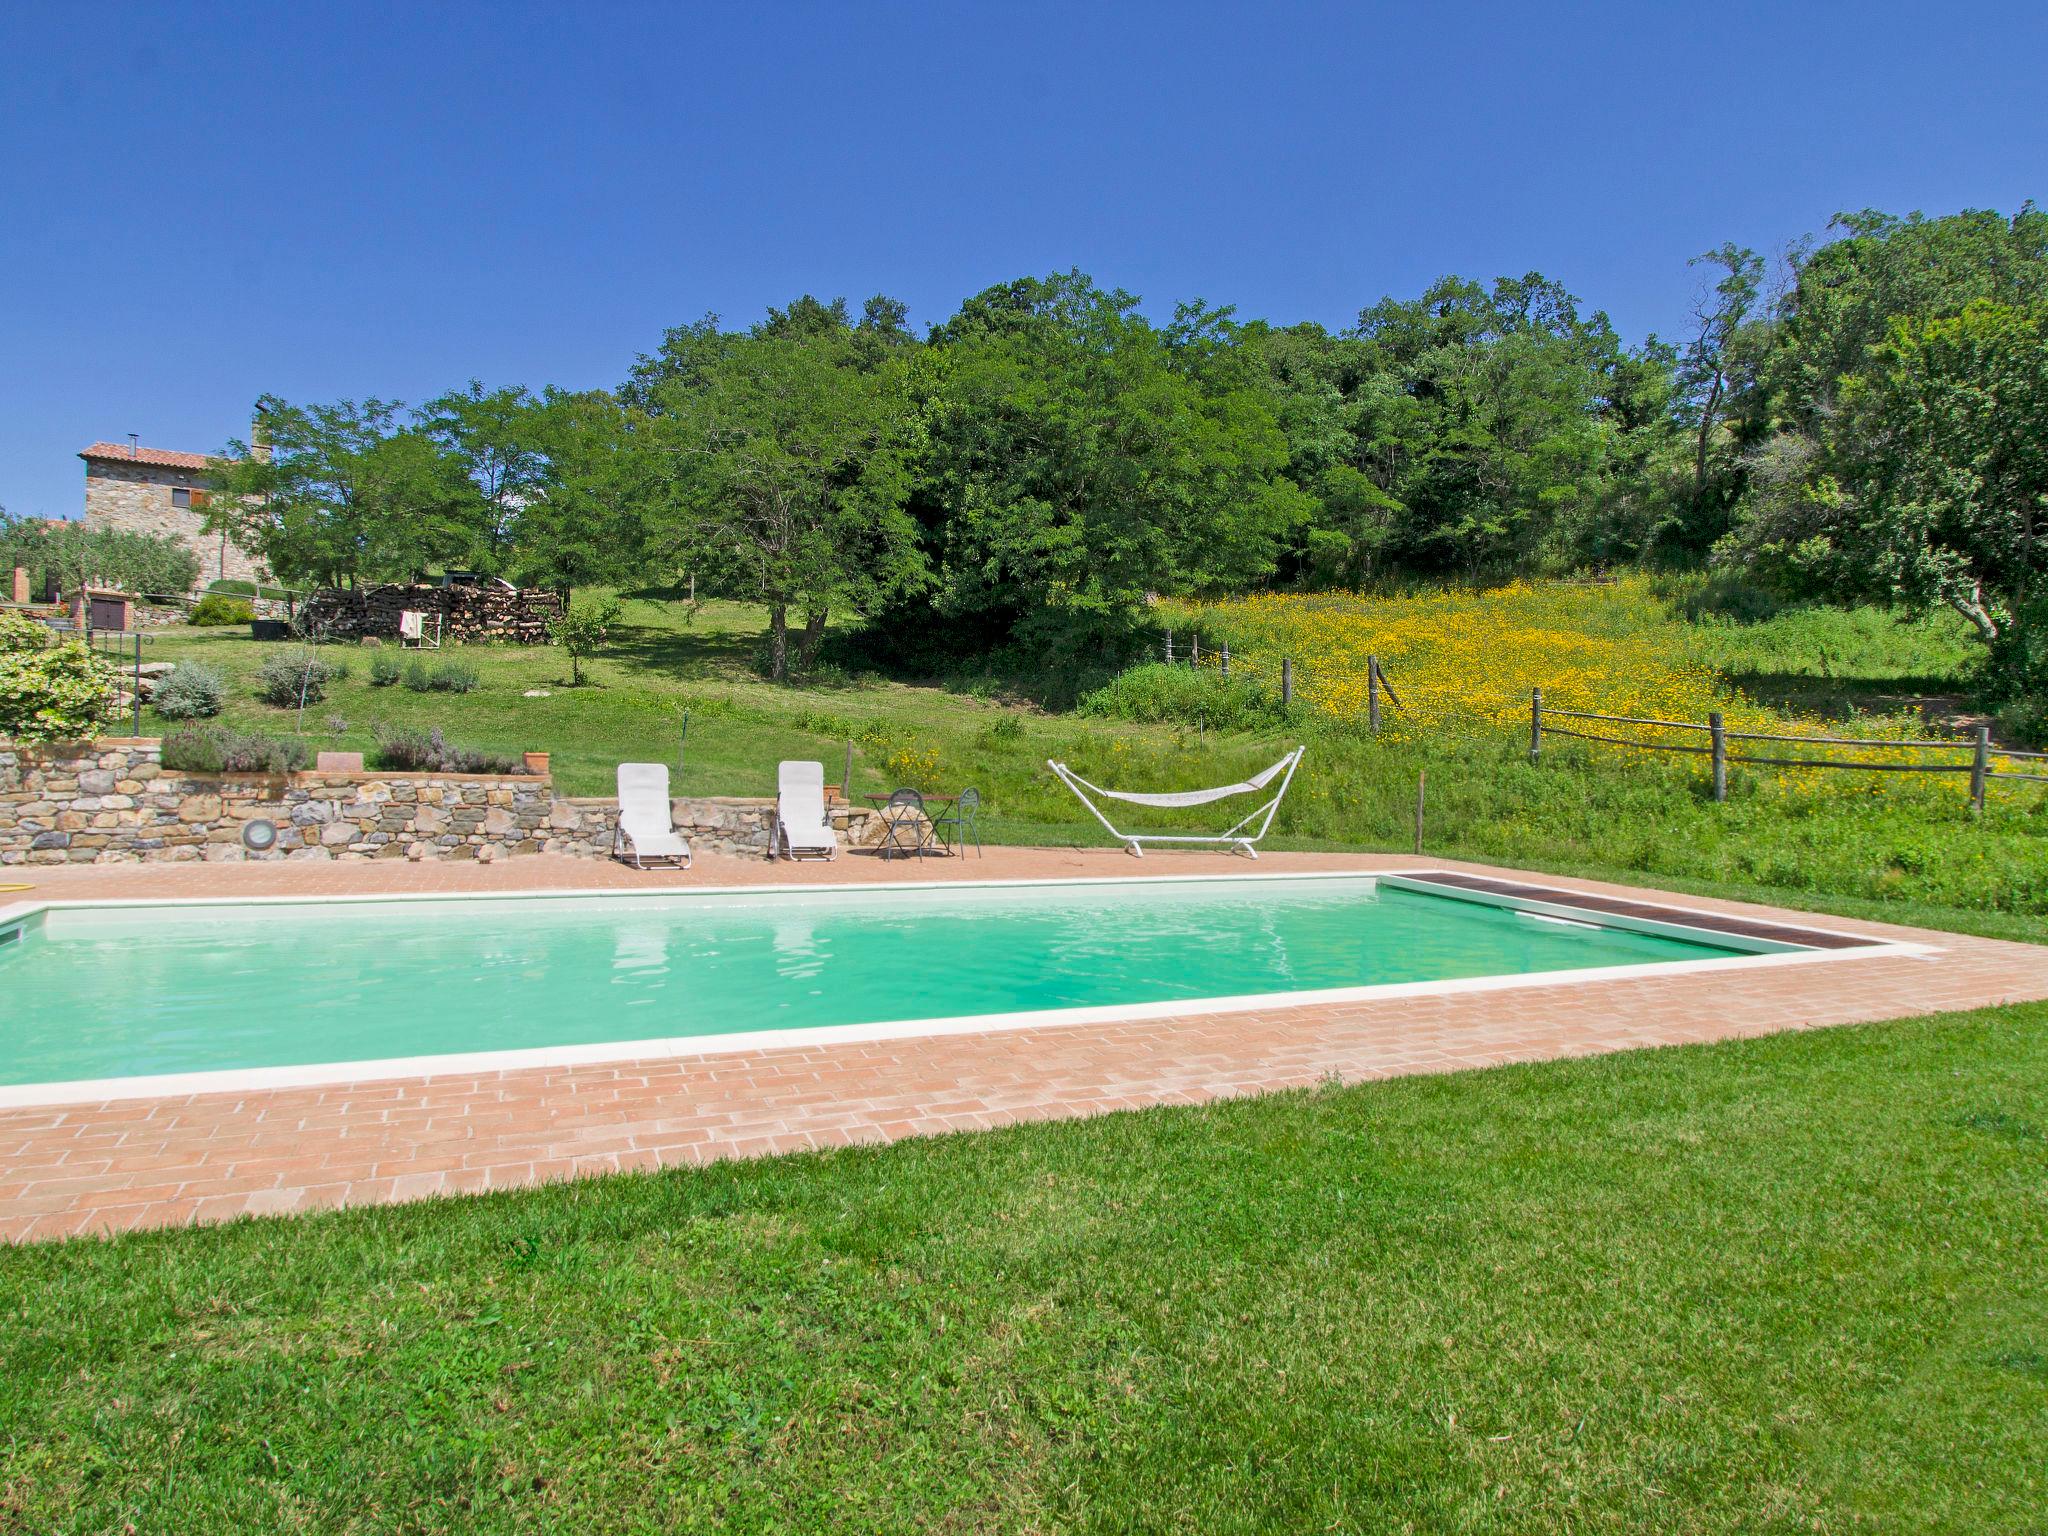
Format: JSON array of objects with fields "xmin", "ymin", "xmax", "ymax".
[{"xmin": 202, "ymin": 204, "xmax": 2046, "ymax": 699}]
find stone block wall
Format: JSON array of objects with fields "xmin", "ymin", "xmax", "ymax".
[
  {"xmin": 0, "ymin": 740, "xmax": 884, "ymax": 865},
  {"xmin": 81, "ymin": 459, "xmax": 266, "ymax": 591}
]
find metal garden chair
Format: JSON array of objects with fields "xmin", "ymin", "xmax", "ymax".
[
  {"xmin": 877, "ymin": 787, "xmax": 932, "ymax": 859},
  {"xmin": 929, "ymin": 786, "xmax": 982, "ymax": 857}
]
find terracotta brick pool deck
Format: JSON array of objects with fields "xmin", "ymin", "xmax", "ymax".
[{"xmin": 4, "ymin": 848, "xmax": 2046, "ymax": 1244}]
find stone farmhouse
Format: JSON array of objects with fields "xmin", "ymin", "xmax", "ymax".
[{"xmin": 78, "ymin": 430, "xmax": 267, "ymax": 592}]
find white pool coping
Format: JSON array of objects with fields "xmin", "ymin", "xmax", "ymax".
[{"xmin": 0, "ymin": 870, "xmax": 1937, "ymax": 1109}]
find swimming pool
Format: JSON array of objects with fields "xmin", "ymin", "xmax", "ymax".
[{"xmin": 0, "ymin": 874, "xmax": 1846, "ymax": 1100}]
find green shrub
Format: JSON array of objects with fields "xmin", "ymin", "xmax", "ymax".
[
  {"xmin": 976, "ymin": 714, "xmax": 1025, "ymax": 748},
  {"xmin": 160, "ymin": 724, "xmax": 309, "ymax": 774},
  {"xmin": 402, "ymin": 659, "xmax": 479, "ymax": 694},
  {"xmin": 0, "ymin": 634, "xmax": 120, "ymax": 743},
  {"xmin": 256, "ymin": 647, "xmax": 348, "ymax": 706},
  {"xmin": 0, "ymin": 610, "xmax": 51, "ymax": 655},
  {"xmin": 150, "ymin": 662, "xmax": 226, "ymax": 721},
  {"xmin": 433, "ymin": 661, "xmax": 480, "ymax": 694},
  {"xmin": 368, "ymin": 652, "xmax": 403, "ymax": 687},
  {"xmin": 188, "ymin": 593, "xmax": 256, "ymax": 627},
  {"xmin": 1996, "ymin": 696, "xmax": 2048, "ymax": 748},
  {"xmin": 1078, "ymin": 664, "xmax": 1294, "ymax": 732},
  {"xmin": 371, "ymin": 723, "xmax": 525, "ymax": 775}
]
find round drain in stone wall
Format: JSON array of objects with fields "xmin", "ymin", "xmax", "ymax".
[{"xmin": 243, "ymin": 818, "xmax": 279, "ymax": 852}]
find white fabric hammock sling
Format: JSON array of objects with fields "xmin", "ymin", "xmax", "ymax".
[{"xmin": 1046, "ymin": 746, "xmax": 1305, "ymax": 858}]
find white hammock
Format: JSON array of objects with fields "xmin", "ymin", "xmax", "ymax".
[{"xmin": 1047, "ymin": 747, "xmax": 1304, "ymax": 858}]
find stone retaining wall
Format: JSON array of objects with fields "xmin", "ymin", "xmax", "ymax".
[{"xmin": 0, "ymin": 740, "xmax": 883, "ymax": 865}]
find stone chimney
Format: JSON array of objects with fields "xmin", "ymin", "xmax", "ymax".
[{"xmin": 251, "ymin": 407, "xmax": 272, "ymax": 464}]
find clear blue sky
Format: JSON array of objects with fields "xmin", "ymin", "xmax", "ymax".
[{"xmin": 3, "ymin": 0, "xmax": 2043, "ymax": 520}]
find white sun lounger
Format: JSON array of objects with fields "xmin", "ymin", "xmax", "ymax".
[
  {"xmin": 612, "ymin": 762, "xmax": 691, "ymax": 869},
  {"xmin": 775, "ymin": 760, "xmax": 839, "ymax": 861}
]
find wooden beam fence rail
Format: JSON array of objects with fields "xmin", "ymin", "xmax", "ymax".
[
  {"xmin": 1531, "ymin": 690, "xmax": 2036, "ymax": 812},
  {"xmin": 1541, "ymin": 726, "xmax": 1715, "ymax": 755}
]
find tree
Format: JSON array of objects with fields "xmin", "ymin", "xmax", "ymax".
[
  {"xmin": 647, "ymin": 321, "xmax": 925, "ymax": 681},
  {"xmin": 510, "ymin": 388, "xmax": 655, "ymax": 600},
  {"xmin": 419, "ymin": 382, "xmax": 549, "ymax": 566},
  {"xmin": 1299, "ymin": 465, "xmax": 1402, "ymax": 588},
  {"xmin": 1829, "ymin": 302, "xmax": 2047, "ymax": 645},
  {"xmin": 1346, "ymin": 274, "xmax": 1625, "ymax": 575},
  {"xmin": 1677, "ymin": 245, "xmax": 1764, "ymax": 526},
  {"xmin": 918, "ymin": 272, "xmax": 1307, "ymax": 641},
  {"xmin": 1761, "ymin": 206, "xmax": 2048, "ymax": 436},
  {"xmin": 549, "ymin": 595, "xmax": 622, "ymax": 686},
  {"xmin": 205, "ymin": 397, "xmax": 488, "ymax": 588},
  {"xmin": 1725, "ymin": 299, "xmax": 2048, "ymax": 707}
]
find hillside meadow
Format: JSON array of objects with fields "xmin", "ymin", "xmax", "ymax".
[{"xmin": 127, "ymin": 581, "xmax": 2047, "ymax": 926}]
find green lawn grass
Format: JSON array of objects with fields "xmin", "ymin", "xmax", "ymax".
[{"xmin": 3, "ymin": 1003, "xmax": 2043, "ymax": 1532}]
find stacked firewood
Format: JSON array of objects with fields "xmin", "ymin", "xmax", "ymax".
[{"xmin": 297, "ymin": 583, "xmax": 564, "ymax": 644}]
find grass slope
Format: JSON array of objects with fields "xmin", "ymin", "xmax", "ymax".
[
  {"xmin": 2, "ymin": 1004, "xmax": 2043, "ymax": 1532},
  {"xmin": 130, "ymin": 590, "xmax": 2047, "ymax": 918}
]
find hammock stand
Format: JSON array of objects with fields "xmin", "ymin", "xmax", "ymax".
[{"xmin": 1046, "ymin": 746, "xmax": 1305, "ymax": 858}]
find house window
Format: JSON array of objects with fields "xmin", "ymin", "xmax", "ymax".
[{"xmin": 172, "ymin": 487, "xmax": 191, "ymax": 508}]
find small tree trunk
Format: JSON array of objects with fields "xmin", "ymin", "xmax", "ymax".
[
  {"xmin": 796, "ymin": 607, "xmax": 830, "ymax": 671},
  {"xmin": 1692, "ymin": 371, "xmax": 1724, "ymax": 510},
  {"xmin": 1948, "ymin": 585, "xmax": 2000, "ymax": 644},
  {"xmin": 767, "ymin": 604, "xmax": 790, "ymax": 681}
]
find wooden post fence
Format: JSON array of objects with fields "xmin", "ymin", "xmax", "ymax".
[
  {"xmin": 1367, "ymin": 654, "xmax": 1381, "ymax": 734},
  {"xmin": 1281, "ymin": 657, "xmax": 1293, "ymax": 706},
  {"xmin": 1525, "ymin": 701, "xmax": 2043, "ymax": 810},
  {"xmin": 1164, "ymin": 630, "xmax": 1174, "ymax": 665},
  {"xmin": 1709, "ymin": 711, "xmax": 1727, "ymax": 802},
  {"xmin": 1220, "ymin": 641, "xmax": 1230, "ymax": 678}
]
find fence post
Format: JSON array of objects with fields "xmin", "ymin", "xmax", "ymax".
[
  {"xmin": 1367, "ymin": 655, "xmax": 1381, "ymax": 735},
  {"xmin": 1709, "ymin": 711, "xmax": 1726, "ymax": 802},
  {"xmin": 1529, "ymin": 689, "xmax": 1543, "ymax": 762},
  {"xmin": 1413, "ymin": 768, "xmax": 1426, "ymax": 855},
  {"xmin": 1220, "ymin": 641, "xmax": 1229, "ymax": 678},
  {"xmin": 1971, "ymin": 725, "xmax": 1991, "ymax": 814},
  {"xmin": 1281, "ymin": 657, "xmax": 1293, "ymax": 706},
  {"xmin": 1191, "ymin": 633, "xmax": 1199, "ymax": 665},
  {"xmin": 1164, "ymin": 630, "xmax": 1174, "ymax": 665}
]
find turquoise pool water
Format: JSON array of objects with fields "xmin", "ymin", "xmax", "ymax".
[{"xmin": 0, "ymin": 878, "xmax": 1755, "ymax": 1086}]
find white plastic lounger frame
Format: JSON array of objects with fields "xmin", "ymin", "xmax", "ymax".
[
  {"xmin": 775, "ymin": 760, "xmax": 839, "ymax": 861},
  {"xmin": 1046, "ymin": 746, "xmax": 1304, "ymax": 858},
  {"xmin": 612, "ymin": 762, "xmax": 691, "ymax": 870}
]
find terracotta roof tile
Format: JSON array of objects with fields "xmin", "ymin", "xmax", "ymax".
[{"xmin": 78, "ymin": 442, "xmax": 213, "ymax": 471}]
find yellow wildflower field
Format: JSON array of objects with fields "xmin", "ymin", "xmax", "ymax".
[
  {"xmin": 1169, "ymin": 580, "xmax": 2041, "ymax": 804},
  {"xmin": 1172, "ymin": 580, "xmax": 1778, "ymax": 740}
]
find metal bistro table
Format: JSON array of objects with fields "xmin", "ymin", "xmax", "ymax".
[{"xmin": 863, "ymin": 790, "xmax": 957, "ymax": 859}]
